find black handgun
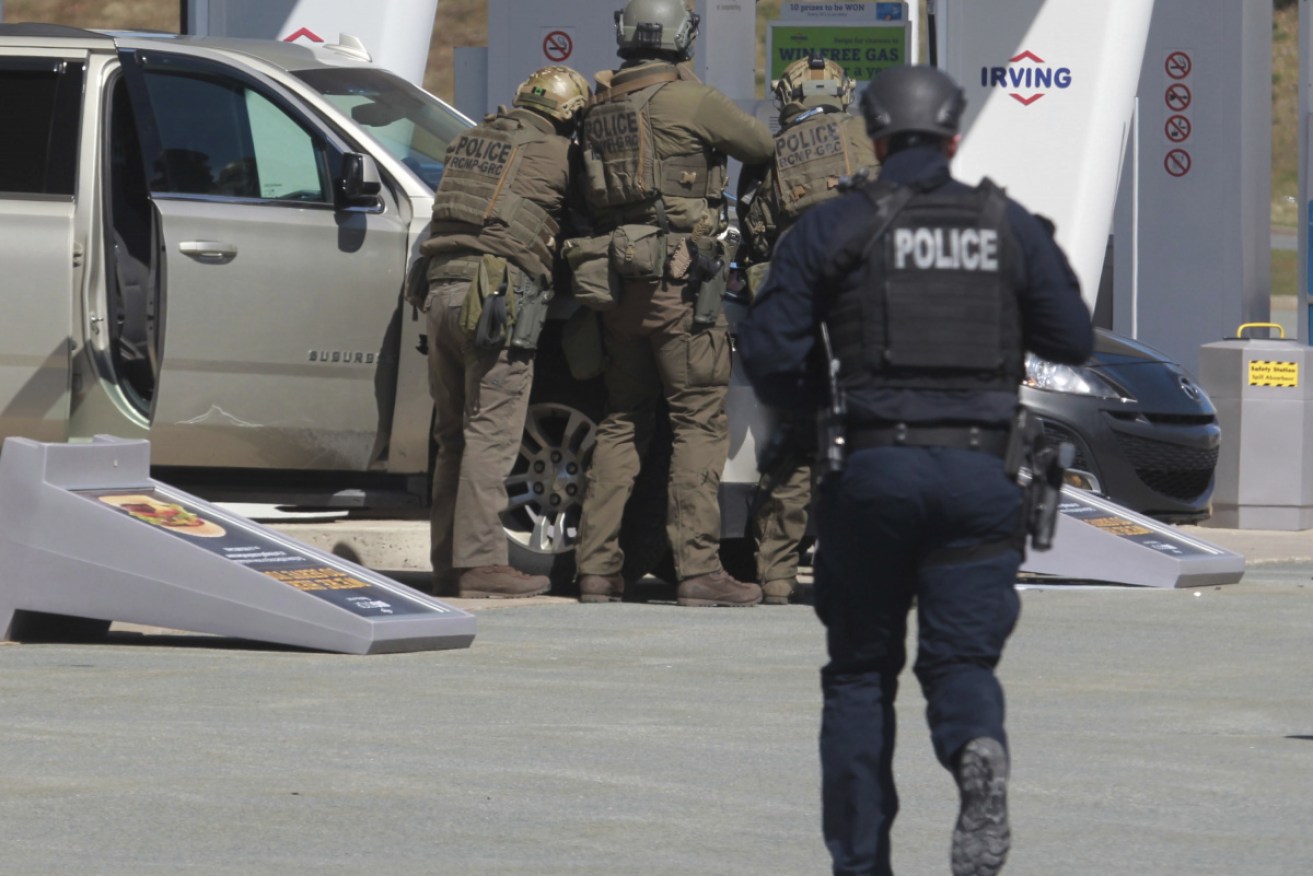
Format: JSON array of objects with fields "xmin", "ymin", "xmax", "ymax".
[
  {"xmin": 1026, "ymin": 433, "xmax": 1074, "ymax": 552},
  {"xmin": 817, "ymin": 323, "xmax": 847, "ymax": 480}
]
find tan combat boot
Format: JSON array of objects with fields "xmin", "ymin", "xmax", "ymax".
[
  {"xmin": 761, "ymin": 579, "xmax": 796, "ymax": 606},
  {"xmin": 577, "ymin": 573, "xmax": 624, "ymax": 603},
  {"xmin": 457, "ymin": 565, "xmax": 551, "ymax": 598},
  {"xmin": 675, "ymin": 569, "xmax": 762, "ymax": 607}
]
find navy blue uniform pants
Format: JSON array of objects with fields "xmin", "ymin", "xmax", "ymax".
[{"xmin": 814, "ymin": 446, "xmax": 1023, "ymax": 876}]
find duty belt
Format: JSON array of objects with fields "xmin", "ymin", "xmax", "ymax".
[{"xmin": 847, "ymin": 423, "xmax": 1010, "ymax": 457}]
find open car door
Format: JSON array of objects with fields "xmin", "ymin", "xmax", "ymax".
[{"xmin": 115, "ymin": 47, "xmax": 410, "ymax": 471}]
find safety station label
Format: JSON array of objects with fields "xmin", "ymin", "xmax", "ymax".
[{"xmin": 1247, "ymin": 359, "xmax": 1299, "ymax": 388}]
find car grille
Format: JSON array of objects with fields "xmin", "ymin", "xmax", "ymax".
[
  {"xmin": 1110, "ymin": 411, "xmax": 1215, "ymax": 427},
  {"xmin": 1112, "ymin": 431, "xmax": 1217, "ymax": 501},
  {"xmin": 1038, "ymin": 420, "xmax": 1094, "ymax": 473}
]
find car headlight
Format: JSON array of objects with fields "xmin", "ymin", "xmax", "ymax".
[{"xmin": 1024, "ymin": 354, "xmax": 1133, "ymax": 400}]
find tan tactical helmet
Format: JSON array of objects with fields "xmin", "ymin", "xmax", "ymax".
[
  {"xmin": 614, "ymin": 0, "xmax": 700, "ymax": 60},
  {"xmin": 513, "ymin": 66, "xmax": 592, "ymax": 123},
  {"xmin": 773, "ymin": 53, "xmax": 855, "ymax": 115}
]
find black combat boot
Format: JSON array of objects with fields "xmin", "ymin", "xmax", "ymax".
[{"xmin": 951, "ymin": 737, "xmax": 1010, "ymax": 876}]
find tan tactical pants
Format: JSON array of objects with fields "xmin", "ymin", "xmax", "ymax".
[
  {"xmin": 575, "ymin": 276, "xmax": 732, "ymax": 581},
  {"xmin": 426, "ymin": 281, "xmax": 533, "ymax": 584},
  {"xmin": 752, "ymin": 459, "xmax": 814, "ymax": 584}
]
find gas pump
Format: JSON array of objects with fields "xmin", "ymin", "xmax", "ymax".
[
  {"xmin": 933, "ymin": 0, "xmax": 1153, "ymax": 322},
  {"xmin": 934, "ymin": 0, "xmax": 1271, "ymax": 379}
]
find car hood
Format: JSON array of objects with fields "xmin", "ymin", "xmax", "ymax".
[
  {"xmin": 1089, "ymin": 328, "xmax": 1175, "ymax": 366},
  {"xmin": 1085, "ymin": 329, "xmax": 1215, "ymax": 415}
]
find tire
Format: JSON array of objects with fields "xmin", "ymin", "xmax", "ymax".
[
  {"xmin": 502, "ymin": 395, "xmax": 677, "ymax": 591},
  {"xmin": 501, "ymin": 373, "xmax": 678, "ymax": 590},
  {"xmin": 502, "ymin": 397, "xmax": 599, "ymax": 590},
  {"xmin": 501, "ymin": 322, "xmax": 604, "ymax": 591},
  {"xmin": 499, "ymin": 322, "xmax": 678, "ymax": 590}
]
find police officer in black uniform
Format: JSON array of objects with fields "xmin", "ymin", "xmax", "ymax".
[{"xmin": 737, "ymin": 65, "xmax": 1093, "ymax": 876}]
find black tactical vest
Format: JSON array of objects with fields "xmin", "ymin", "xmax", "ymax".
[{"xmin": 826, "ymin": 178, "xmax": 1024, "ymax": 398}]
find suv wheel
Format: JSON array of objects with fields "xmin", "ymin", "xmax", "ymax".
[
  {"xmin": 502, "ymin": 400, "xmax": 596, "ymax": 587},
  {"xmin": 502, "ymin": 396, "xmax": 677, "ymax": 592}
]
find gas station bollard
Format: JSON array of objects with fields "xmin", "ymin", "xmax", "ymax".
[{"xmin": 1197, "ymin": 324, "xmax": 1313, "ymax": 530}]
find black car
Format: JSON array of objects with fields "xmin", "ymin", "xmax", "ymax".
[{"xmin": 1022, "ymin": 328, "xmax": 1220, "ymax": 523}]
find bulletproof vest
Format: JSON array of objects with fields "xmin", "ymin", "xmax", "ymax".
[
  {"xmin": 772, "ymin": 110, "xmax": 862, "ymax": 222},
  {"xmin": 742, "ymin": 111, "xmax": 873, "ymax": 263},
  {"xmin": 430, "ymin": 112, "xmax": 559, "ymax": 279},
  {"xmin": 827, "ymin": 178, "xmax": 1024, "ymax": 397},
  {"xmin": 580, "ymin": 63, "xmax": 721, "ymax": 225}
]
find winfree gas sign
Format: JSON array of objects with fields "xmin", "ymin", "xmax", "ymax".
[{"xmin": 766, "ymin": 23, "xmax": 908, "ymax": 93}]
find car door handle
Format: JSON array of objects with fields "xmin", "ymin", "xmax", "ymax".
[{"xmin": 178, "ymin": 240, "xmax": 238, "ymax": 261}]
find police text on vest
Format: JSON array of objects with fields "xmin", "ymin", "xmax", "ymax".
[{"xmin": 893, "ymin": 228, "xmax": 999, "ymax": 271}]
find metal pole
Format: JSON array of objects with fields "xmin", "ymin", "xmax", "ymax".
[
  {"xmin": 181, "ymin": 0, "xmax": 210, "ymax": 36},
  {"xmin": 926, "ymin": 0, "xmax": 937, "ymax": 67},
  {"xmin": 1301, "ymin": 0, "xmax": 1311, "ymax": 342}
]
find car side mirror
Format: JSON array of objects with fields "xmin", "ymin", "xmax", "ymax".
[{"xmin": 338, "ymin": 152, "xmax": 382, "ymax": 207}]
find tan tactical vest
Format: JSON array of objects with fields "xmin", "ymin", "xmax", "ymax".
[
  {"xmin": 743, "ymin": 110, "xmax": 873, "ymax": 262},
  {"xmin": 430, "ymin": 112, "xmax": 559, "ymax": 279},
  {"xmin": 580, "ymin": 63, "xmax": 723, "ymax": 228},
  {"xmin": 772, "ymin": 110, "xmax": 861, "ymax": 221}
]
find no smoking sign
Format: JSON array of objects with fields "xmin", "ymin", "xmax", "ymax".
[
  {"xmin": 1165, "ymin": 51, "xmax": 1192, "ymax": 80},
  {"xmin": 542, "ymin": 30, "xmax": 573, "ymax": 63},
  {"xmin": 1164, "ymin": 83, "xmax": 1192, "ymax": 112},
  {"xmin": 1164, "ymin": 114, "xmax": 1191, "ymax": 143},
  {"xmin": 1164, "ymin": 149, "xmax": 1192, "ymax": 178},
  {"xmin": 1162, "ymin": 50, "xmax": 1193, "ymax": 178}
]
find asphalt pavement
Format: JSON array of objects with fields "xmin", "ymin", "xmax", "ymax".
[{"xmin": 2, "ymin": 515, "xmax": 1312, "ymax": 875}]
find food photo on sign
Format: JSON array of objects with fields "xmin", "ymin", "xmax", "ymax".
[{"xmin": 97, "ymin": 493, "xmax": 227, "ymax": 538}]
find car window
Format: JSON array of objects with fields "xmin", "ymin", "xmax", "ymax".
[
  {"xmin": 0, "ymin": 59, "xmax": 82, "ymax": 196},
  {"xmin": 294, "ymin": 67, "xmax": 470, "ymax": 190},
  {"xmin": 244, "ymin": 90, "xmax": 325, "ymax": 199},
  {"xmin": 140, "ymin": 67, "xmax": 329, "ymax": 202}
]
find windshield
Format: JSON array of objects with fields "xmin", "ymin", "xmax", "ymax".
[{"xmin": 294, "ymin": 67, "xmax": 470, "ymax": 190}]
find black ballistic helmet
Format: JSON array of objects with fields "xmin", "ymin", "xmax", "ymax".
[{"xmin": 860, "ymin": 65, "xmax": 966, "ymax": 141}]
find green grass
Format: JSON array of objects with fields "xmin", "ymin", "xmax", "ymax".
[
  {"xmin": 1273, "ymin": 249, "xmax": 1299, "ymax": 296},
  {"xmin": 1274, "ymin": 4, "xmax": 1299, "ymax": 229}
]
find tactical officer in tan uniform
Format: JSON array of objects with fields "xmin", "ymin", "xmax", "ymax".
[
  {"xmin": 738, "ymin": 55, "xmax": 878, "ymax": 605},
  {"xmin": 420, "ymin": 66, "xmax": 589, "ymax": 598},
  {"xmin": 572, "ymin": 0, "xmax": 774, "ymax": 607}
]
